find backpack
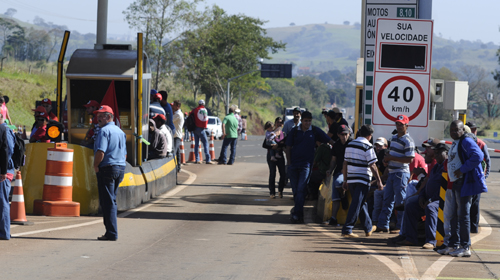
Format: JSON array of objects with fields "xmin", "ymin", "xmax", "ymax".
[
  {"xmin": 12, "ymin": 133, "xmax": 25, "ymax": 169},
  {"xmin": 186, "ymin": 112, "xmax": 197, "ymax": 132}
]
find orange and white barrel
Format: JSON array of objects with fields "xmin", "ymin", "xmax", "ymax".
[
  {"xmin": 33, "ymin": 143, "xmax": 80, "ymax": 216},
  {"xmin": 180, "ymin": 139, "xmax": 186, "ymax": 164}
]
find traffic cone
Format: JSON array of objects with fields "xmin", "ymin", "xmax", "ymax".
[
  {"xmin": 11, "ymin": 171, "xmax": 33, "ymax": 225},
  {"xmin": 180, "ymin": 139, "xmax": 186, "ymax": 164},
  {"xmin": 209, "ymin": 131, "xmax": 216, "ymax": 160},
  {"xmin": 245, "ymin": 133, "xmax": 247, "ymax": 141},
  {"xmin": 188, "ymin": 142, "xmax": 196, "ymax": 162}
]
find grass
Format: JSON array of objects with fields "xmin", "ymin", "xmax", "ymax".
[{"xmin": 0, "ymin": 60, "xmax": 60, "ymax": 129}]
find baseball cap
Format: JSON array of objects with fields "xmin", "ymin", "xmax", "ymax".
[
  {"xmin": 83, "ymin": 100, "xmax": 100, "ymax": 108},
  {"xmin": 41, "ymin": 98, "xmax": 52, "ymax": 105},
  {"xmin": 431, "ymin": 143, "xmax": 450, "ymax": 151},
  {"xmin": 375, "ymin": 137, "xmax": 388, "ymax": 146},
  {"xmin": 198, "ymin": 99, "xmax": 205, "ymax": 105},
  {"xmin": 153, "ymin": 113, "xmax": 166, "ymax": 121},
  {"xmin": 235, "ymin": 109, "xmax": 241, "ymax": 113},
  {"xmin": 93, "ymin": 105, "xmax": 114, "ymax": 115},
  {"xmin": 32, "ymin": 106, "xmax": 47, "ymax": 113},
  {"xmin": 331, "ymin": 107, "xmax": 341, "ymax": 114},
  {"xmin": 152, "ymin": 93, "xmax": 162, "ymax": 101},
  {"xmin": 337, "ymin": 124, "xmax": 350, "ymax": 134},
  {"xmin": 396, "ymin": 114, "xmax": 409, "ymax": 125},
  {"xmin": 150, "ymin": 89, "xmax": 157, "ymax": 95},
  {"xmin": 293, "ymin": 107, "xmax": 301, "ymax": 112},
  {"xmin": 465, "ymin": 121, "xmax": 479, "ymax": 129},
  {"xmin": 38, "ymin": 111, "xmax": 49, "ymax": 120},
  {"xmin": 422, "ymin": 137, "xmax": 441, "ymax": 148}
]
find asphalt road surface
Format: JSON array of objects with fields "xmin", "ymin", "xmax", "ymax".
[{"xmin": 1, "ymin": 135, "xmax": 500, "ymax": 279}]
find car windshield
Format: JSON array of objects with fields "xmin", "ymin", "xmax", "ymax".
[
  {"xmin": 208, "ymin": 118, "xmax": 216, "ymax": 125},
  {"xmin": 285, "ymin": 109, "xmax": 293, "ymax": 115}
]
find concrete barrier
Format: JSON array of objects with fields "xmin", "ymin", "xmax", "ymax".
[{"xmin": 316, "ymin": 173, "xmax": 352, "ymax": 224}]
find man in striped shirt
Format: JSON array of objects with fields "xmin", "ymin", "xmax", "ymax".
[
  {"xmin": 341, "ymin": 125, "xmax": 383, "ymax": 237},
  {"xmin": 376, "ymin": 114, "xmax": 415, "ymax": 233}
]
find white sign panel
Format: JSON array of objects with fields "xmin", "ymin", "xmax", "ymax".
[{"xmin": 372, "ymin": 18, "xmax": 433, "ymax": 146}]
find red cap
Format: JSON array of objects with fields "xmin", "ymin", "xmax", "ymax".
[
  {"xmin": 83, "ymin": 100, "xmax": 100, "ymax": 108},
  {"xmin": 38, "ymin": 111, "xmax": 49, "ymax": 120},
  {"xmin": 93, "ymin": 105, "xmax": 114, "ymax": 115},
  {"xmin": 41, "ymin": 98, "xmax": 52, "ymax": 105},
  {"xmin": 395, "ymin": 114, "xmax": 409, "ymax": 125},
  {"xmin": 153, "ymin": 113, "xmax": 166, "ymax": 121},
  {"xmin": 32, "ymin": 106, "xmax": 47, "ymax": 113},
  {"xmin": 152, "ymin": 93, "xmax": 162, "ymax": 101}
]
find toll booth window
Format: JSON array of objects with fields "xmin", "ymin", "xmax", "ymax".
[
  {"xmin": 380, "ymin": 44, "xmax": 426, "ymax": 70},
  {"xmin": 69, "ymin": 80, "xmax": 132, "ymax": 130}
]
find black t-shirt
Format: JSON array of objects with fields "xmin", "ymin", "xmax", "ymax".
[
  {"xmin": 328, "ymin": 117, "xmax": 349, "ymax": 142},
  {"xmin": 331, "ymin": 138, "xmax": 351, "ymax": 175},
  {"xmin": 376, "ymin": 149, "xmax": 386, "ymax": 175}
]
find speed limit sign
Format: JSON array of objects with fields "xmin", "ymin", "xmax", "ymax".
[{"xmin": 373, "ymin": 73, "xmax": 428, "ymax": 127}]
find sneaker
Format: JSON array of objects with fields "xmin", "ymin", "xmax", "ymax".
[
  {"xmin": 290, "ymin": 215, "xmax": 304, "ymax": 224},
  {"xmin": 206, "ymin": 161, "xmax": 217, "ymax": 165},
  {"xmin": 437, "ymin": 246, "xmax": 458, "ymax": 255},
  {"xmin": 366, "ymin": 228, "xmax": 374, "ymax": 237},
  {"xmin": 341, "ymin": 233, "xmax": 359, "ymax": 238},
  {"xmin": 278, "ymin": 192, "xmax": 283, "ymax": 198},
  {"xmin": 390, "ymin": 229, "xmax": 400, "ymax": 234},
  {"xmin": 422, "ymin": 243, "xmax": 435, "ymax": 249},
  {"xmin": 328, "ymin": 217, "xmax": 339, "ymax": 226},
  {"xmin": 434, "ymin": 244, "xmax": 447, "ymax": 251},
  {"xmin": 450, "ymin": 247, "xmax": 471, "ymax": 257},
  {"xmin": 388, "ymin": 235, "xmax": 406, "ymax": 243},
  {"xmin": 374, "ymin": 226, "xmax": 389, "ymax": 233},
  {"xmin": 270, "ymin": 194, "xmax": 276, "ymax": 199}
]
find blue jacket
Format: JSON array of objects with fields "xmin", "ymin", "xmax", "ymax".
[{"xmin": 458, "ymin": 134, "xmax": 487, "ymax": 197}]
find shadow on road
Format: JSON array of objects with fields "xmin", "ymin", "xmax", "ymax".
[
  {"xmin": 181, "ymin": 193, "xmax": 294, "ymax": 206},
  {"xmin": 13, "ymin": 236, "xmax": 97, "ymax": 241},
  {"xmin": 122, "ymin": 211, "xmax": 293, "ymax": 224}
]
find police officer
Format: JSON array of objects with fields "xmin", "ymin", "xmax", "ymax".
[{"xmin": 93, "ymin": 105, "xmax": 127, "ymax": 241}]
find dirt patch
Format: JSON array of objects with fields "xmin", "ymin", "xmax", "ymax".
[{"xmin": 248, "ymin": 111, "xmax": 265, "ymax": 136}]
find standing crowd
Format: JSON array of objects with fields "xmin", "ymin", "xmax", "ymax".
[{"xmin": 263, "ymin": 107, "xmax": 488, "ymax": 258}]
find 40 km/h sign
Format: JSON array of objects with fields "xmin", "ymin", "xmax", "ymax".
[{"xmin": 375, "ymin": 74, "xmax": 426, "ymax": 126}]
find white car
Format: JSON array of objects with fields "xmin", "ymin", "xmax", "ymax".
[{"xmin": 206, "ymin": 116, "xmax": 223, "ymax": 139}]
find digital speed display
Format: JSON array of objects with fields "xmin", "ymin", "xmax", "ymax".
[{"xmin": 380, "ymin": 44, "xmax": 426, "ymax": 70}]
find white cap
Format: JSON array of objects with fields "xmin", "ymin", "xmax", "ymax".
[
  {"xmin": 375, "ymin": 137, "xmax": 387, "ymax": 146},
  {"xmin": 198, "ymin": 99, "xmax": 205, "ymax": 105},
  {"xmin": 235, "ymin": 109, "xmax": 241, "ymax": 113}
]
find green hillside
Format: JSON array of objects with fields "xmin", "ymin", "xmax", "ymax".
[{"xmin": 265, "ymin": 23, "xmax": 499, "ymax": 74}]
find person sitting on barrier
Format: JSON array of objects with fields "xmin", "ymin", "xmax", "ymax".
[
  {"xmin": 148, "ymin": 119, "xmax": 167, "ymax": 160},
  {"xmin": 0, "ymin": 97, "xmax": 13, "ymax": 126},
  {"xmin": 40, "ymin": 98, "xmax": 58, "ymax": 122},
  {"xmin": 152, "ymin": 114, "xmax": 173, "ymax": 157},
  {"xmin": 341, "ymin": 124, "xmax": 383, "ymax": 238},
  {"xmin": 394, "ymin": 143, "xmax": 449, "ymax": 249},
  {"xmin": 406, "ymin": 148, "xmax": 427, "ymax": 199},
  {"xmin": 29, "ymin": 111, "xmax": 50, "ymax": 143},
  {"xmin": 81, "ymin": 100, "xmax": 100, "ymax": 148},
  {"xmin": 150, "ymin": 90, "xmax": 166, "ymax": 116},
  {"xmin": 158, "ymin": 90, "xmax": 176, "ymax": 136},
  {"xmin": 307, "ymin": 141, "xmax": 331, "ymax": 201},
  {"xmin": 326, "ymin": 124, "xmax": 352, "ymax": 226}
]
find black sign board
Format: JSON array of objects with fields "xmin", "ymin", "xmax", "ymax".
[{"xmin": 260, "ymin": 63, "xmax": 292, "ymax": 78}]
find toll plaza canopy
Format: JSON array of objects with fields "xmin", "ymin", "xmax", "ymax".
[{"xmin": 65, "ymin": 48, "xmax": 151, "ymax": 166}]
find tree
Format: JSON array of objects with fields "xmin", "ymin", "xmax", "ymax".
[
  {"xmin": 123, "ymin": 0, "xmax": 206, "ymax": 89},
  {"xmin": 172, "ymin": 6, "xmax": 286, "ymax": 112},
  {"xmin": 4, "ymin": 8, "xmax": 16, "ymax": 17}
]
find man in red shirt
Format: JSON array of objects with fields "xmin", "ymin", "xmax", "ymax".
[
  {"xmin": 41, "ymin": 98, "xmax": 58, "ymax": 122},
  {"xmin": 191, "ymin": 100, "xmax": 216, "ymax": 164},
  {"xmin": 29, "ymin": 111, "xmax": 50, "ymax": 143}
]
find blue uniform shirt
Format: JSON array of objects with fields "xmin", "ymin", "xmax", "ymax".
[
  {"xmin": 94, "ymin": 122, "xmax": 127, "ymax": 167},
  {"xmin": 286, "ymin": 125, "xmax": 331, "ymax": 168},
  {"xmin": 162, "ymin": 103, "xmax": 176, "ymax": 136}
]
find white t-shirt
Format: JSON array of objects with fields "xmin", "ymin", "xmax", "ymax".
[{"xmin": 447, "ymin": 139, "xmax": 463, "ymax": 182}]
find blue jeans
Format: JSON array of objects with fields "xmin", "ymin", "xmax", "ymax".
[
  {"xmin": 219, "ymin": 137, "xmax": 237, "ymax": 164},
  {"xmin": 403, "ymin": 196, "xmax": 439, "ymax": 245},
  {"xmin": 378, "ymin": 171, "xmax": 410, "ymax": 230},
  {"xmin": 470, "ymin": 194, "xmax": 481, "ymax": 233},
  {"xmin": 443, "ymin": 189, "xmax": 454, "ymax": 246},
  {"xmin": 342, "ymin": 182, "xmax": 372, "ymax": 234},
  {"xmin": 193, "ymin": 127, "xmax": 210, "ymax": 162},
  {"xmin": 97, "ymin": 165, "xmax": 125, "ymax": 240},
  {"xmin": 288, "ymin": 165, "xmax": 311, "ymax": 218},
  {"xmin": 372, "ymin": 189, "xmax": 384, "ymax": 224},
  {"xmin": 0, "ymin": 179, "xmax": 11, "ymax": 239},
  {"xmin": 449, "ymin": 179, "xmax": 472, "ymax": 248}
]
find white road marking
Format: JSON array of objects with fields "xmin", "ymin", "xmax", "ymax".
[
  {"xmin": 12, "ymin": 170, "xmax": 198, "ymax": 237},
  {"xmin": 311, "ymin": 214, "xmax": 493, "ymax": 280}
]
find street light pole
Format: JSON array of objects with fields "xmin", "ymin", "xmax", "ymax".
[{"xmin": 226, "ymin": 69, "xmax": 259, "ymax": 114}]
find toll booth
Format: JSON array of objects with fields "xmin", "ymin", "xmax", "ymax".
[{"xmin": 65, "ymin": 47, "xmax": 151, "ymax": 166}]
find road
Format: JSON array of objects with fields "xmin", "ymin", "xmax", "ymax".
[{"xmin": 1, "ymin": 135, "xmax": 499, "ymax": 279}]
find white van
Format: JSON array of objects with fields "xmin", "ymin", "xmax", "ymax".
[
  {"xmin": 206, "ymin": 116, "xmax": 223, "ymax": 139},
  {"xmin": 283, "ymin": 106, "xmax": 307, "ymax": 122}
]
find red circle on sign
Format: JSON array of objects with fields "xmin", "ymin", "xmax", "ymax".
[{"xmin": 377, "ymin": 76, "xmax": 425, "ymax": 122}]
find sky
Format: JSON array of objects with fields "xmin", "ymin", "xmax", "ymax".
[{"xmin": 0, "ymin": 0, "xmax": 498, "ymax": 44}]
